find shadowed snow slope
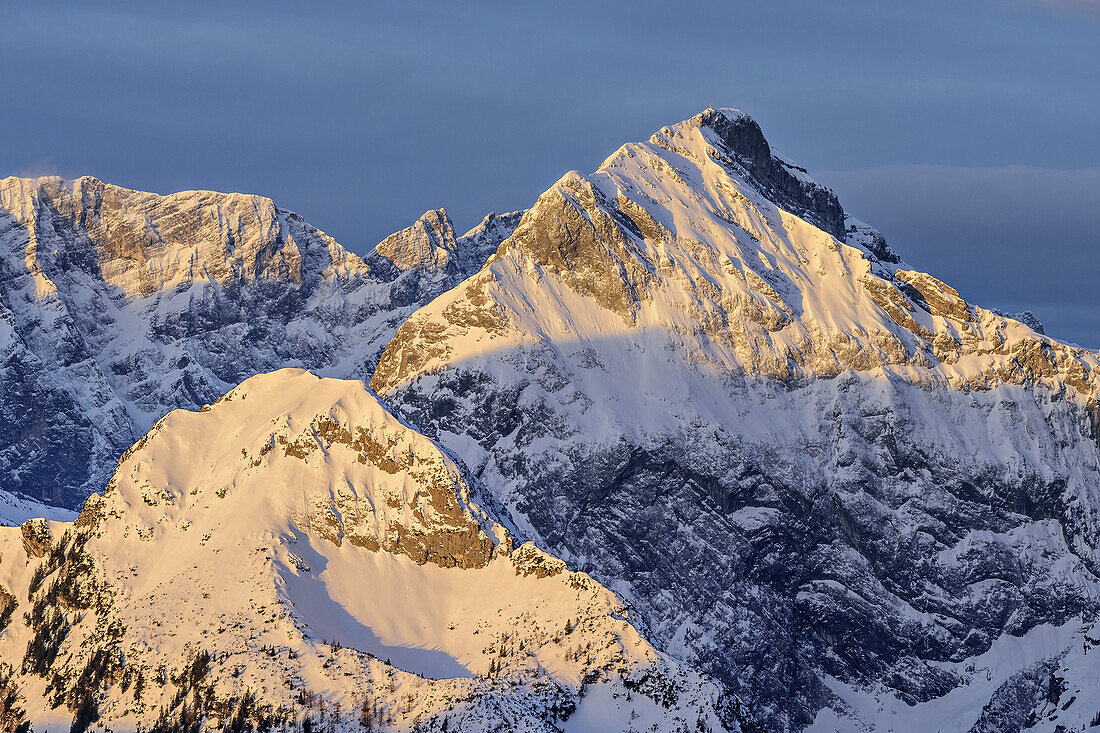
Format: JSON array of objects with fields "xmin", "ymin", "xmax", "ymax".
[
  {"xmin": 0, "ymin": 369, "xmax": 747, "ymax": 732},
  {"xmin": 371, "ymin": 108, "xmax": 1100, "ymax": 731}
]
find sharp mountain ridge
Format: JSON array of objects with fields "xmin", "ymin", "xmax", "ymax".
[{"xmin": 371, "ymin": 107, "xmax": 1100, "ymax": 731}]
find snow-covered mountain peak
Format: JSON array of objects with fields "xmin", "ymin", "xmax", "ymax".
[
  {"xmin": 602, "ymin": 107, "xmax": 852, "ymax": 243},
  {"xmin": 373, "ymin": 208, "xmax": 457, "ymax": 274},
  {"xmin": 459, "ymin": 209, "xmax": 525, "ymax": 262},
  {"xmin": 370, "ymin": 108, "xmax": 1100, "ymax": 730},
  {"xmin": 377, "ymin": 106, "xmax": 1098, "ymax": 400},
  {"xmin": 0, "ymin": 369, "xmax": 747, "ymax": 731},
  {"xmin": 370, "ymin": 208, "xmax": 526, "ymax": 281},
  {"xmin": 99, "ymin": 368, "xmax": 506, "ymax": 569}
]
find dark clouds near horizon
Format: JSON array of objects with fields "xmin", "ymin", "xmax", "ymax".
[
  {"xmin": 825, "ymin": 166, "xmax": 1100, "ymax": 346},
  {"xmin": 2, "ymin": 1, "xmax": 1098, "ymax": 344}
]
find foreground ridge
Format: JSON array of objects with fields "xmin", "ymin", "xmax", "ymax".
[{"xmin": 0, "ymin": 369, "xmax": 749, "ymax": 732}]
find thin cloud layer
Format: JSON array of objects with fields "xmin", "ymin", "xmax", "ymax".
[
  {"xmin": 825, "ymin": 165, "xmax": 1100, "ymax": 347},
  {"xmin": 1035, "ymin": 0, "xmax": 1100, "ymax": 16}
]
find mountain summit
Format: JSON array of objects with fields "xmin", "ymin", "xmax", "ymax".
[
  {"xmin": 0, "ymin": 369, "xmax": 746, "ymax": 731},
  {"xmin": 371, "ymin": 108, "xmax": 1100, "ymax": 731}
]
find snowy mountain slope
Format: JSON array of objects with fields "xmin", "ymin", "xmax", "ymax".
[
  {"xmin": 0, "ymin": 176, "xmax": 519, "ymax": 511},
  {"xmin": 806, "ymin": 618, "xmax": 1100, "ymax": 733},
  {"xmin": 0, "ymin": 369, "xmax": 748, "ymax": 732},
  {"xmin": 0, "ymin": 491, "xmax": 74, "ymax": 528},
  {"xmin": 370, "ymin": 108, "xmax": 1100, "ymax": 730}
]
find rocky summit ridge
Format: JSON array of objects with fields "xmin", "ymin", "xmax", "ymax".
[{"xmin": 371, "ymin": 107, "xmax": 1100, "ymax": 731}]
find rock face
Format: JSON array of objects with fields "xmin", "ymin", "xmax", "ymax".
[
  {"xmin": 0, "ymin": 176, "xmax": 518, "ymax": 509},
  {"xmin": 0, "ymin": 369, "xmax": 744, "ymax": 732},
  {"xmin": 367, "ymin": 208, "xmax": 524, "ymax": 307},
  {"xmin": 693, "ymin": 108, "xmax": 849, "ymax": 244},
  {"xmin": 371, "ymin": 108, "xmax": 1100, "ymax": 731}
]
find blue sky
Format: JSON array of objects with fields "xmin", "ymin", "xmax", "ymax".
[{"xmin": 3, "ymin": 1, "xmax": 1098, "ymax": 344}]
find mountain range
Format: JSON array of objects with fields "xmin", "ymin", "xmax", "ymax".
[{"xmin": 1, "ymin": 108, "xmax": 1099, "ymax": 731}]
